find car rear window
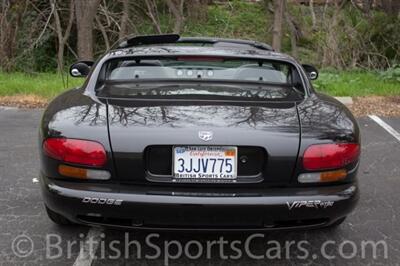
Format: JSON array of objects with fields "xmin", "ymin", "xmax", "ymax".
[
  {"xmin": 96, "ymin": 57, "xmax": 305, "ymax": 100},
  {"xmin": 99, "ymin": 57, "xmax": 301, "ymax": 85},
  {"xmin": 97, "ymin": 82, "xmax": 303, "ymax": 101}
]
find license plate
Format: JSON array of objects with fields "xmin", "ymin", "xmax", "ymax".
[{"xmin": 173, "ymin": 146, "xmax": 237, "ymax": 179}]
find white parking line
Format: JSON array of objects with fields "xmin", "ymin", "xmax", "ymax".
[
  {"xmin": 73, "ymin": 227, "xmax": 103, "ymax": 266},
  {"xmin": 369, "ymin": 115, "xmax": 400, "ymax": 142},
  {"xmin": 0, "ymin": 106, "xmax": 18, "ymax": 111}
]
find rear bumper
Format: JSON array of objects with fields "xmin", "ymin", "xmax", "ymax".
[{"xmin": 41, "ymin": 175, "xmax": 359, "ymax": 231}]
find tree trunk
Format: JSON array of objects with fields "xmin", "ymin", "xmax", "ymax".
[
  {"xmin": 144, "ymin": 0, "xmax": 162, "ymax": 34},
  {"xmin": 75, "ymin": 0, "xmax": 100, "ymax": 60},
  {"xmin": 309, "ymin": 0, "xmax": 316, "ymax": 28},
  {"xmin": 0, "ymin": 0, "xmax": 26, "ymax": 71},
  {"xmin": 119, "ymin": 0, "xmax": 129, "ymax": 39},
  {"xmin": 187, "ymin": 0, "xmax": 208, "ymax": 22},
  {"xmin": 166, "ymin": 0, "xmax": 185, "ymax": 34},
  {"xmin": 51, "ymin": 0, "xmax": 74, "ymax": 73},
  {"xmin": 380, "ymin": 0, "xmax": 400, "ymax": 16},
  {"xmin": 285, "ymin": 7, "xmax": 298, "ymax": 58},
  {"xmin": 351, "ymin": 0, "xmax": 373, "ymax": 16},
  {"xmin": 322, "ymin": 1, "xmax": 347, "ymax": 68},
  {"xmin": 272, "ymin": 0, "xmax": 285, "ymax": 52},
  {"xmin": 363, "ymin": 0, "xmax": 373, "ymax": 15}
]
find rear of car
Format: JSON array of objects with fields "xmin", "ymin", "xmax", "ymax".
[{"xmin": 39, "ymin": 40, "xmax": 360, "ymax": 230}]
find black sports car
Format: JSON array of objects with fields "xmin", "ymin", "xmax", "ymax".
[{"xmin": 39, "ymin": 34, "xmax": 360, "ymax": 230}]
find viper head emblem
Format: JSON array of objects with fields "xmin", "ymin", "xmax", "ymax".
[{"xmin": 198, "ymin": 131, "xmax": 213, "ymax": 141}]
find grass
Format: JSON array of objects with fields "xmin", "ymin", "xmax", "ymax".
[
  {"xmin": 0, "ymin": 72, "xmax": 83, "ymax": 99},
  {"xmin": 0, "ymin": 71, "xmax": 399, "ymax": 100},
  {"xmin": 313, "ymin": 71, "xmax": 400, "ymax": 96}
]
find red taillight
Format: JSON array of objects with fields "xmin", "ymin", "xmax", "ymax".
[
  {"xmin": 43, "ymin": 138, "xmax": 107, "ymax": 167},
  {"xmin": 303, "ymin": 143, "xmax": 360, "ymax": 170}
]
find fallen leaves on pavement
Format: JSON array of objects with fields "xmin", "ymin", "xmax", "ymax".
[
  {"xmin": 1, "ymin": 95, "xmax": 400, "ymax": 117},
  {"xmin": 0, "ymin": 95, "xmax": 48, "ymax": 108},
  {"xmin": 350, "ymin": 96, "xmax": 400, "ymax": 117}
]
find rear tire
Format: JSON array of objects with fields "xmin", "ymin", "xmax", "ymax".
[{"xmin": 45, "ymin": 206, "xmax": 73, "ymax": 226}]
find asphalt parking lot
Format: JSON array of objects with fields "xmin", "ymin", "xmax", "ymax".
[{"xmin": 0, "ymin": 107, "xmax": 399, "ymax": 265}]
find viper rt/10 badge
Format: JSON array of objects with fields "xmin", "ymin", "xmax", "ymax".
[{"xmin": 286, "ymin": 200, "xmax": 334, "ymax": 210}]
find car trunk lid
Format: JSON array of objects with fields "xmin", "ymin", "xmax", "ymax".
[{"xmin": 104, "ymin": 85, "xmax": 301, "ymax": 186}]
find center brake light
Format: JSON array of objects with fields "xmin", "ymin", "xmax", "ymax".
[
  {"xmin": 43, "ymin": 138, "xmax": 107, "ymax": 167},
  {"xmin": 303, "ymin": 143, "xmax": 360, "ymax": 171},
  {"xmin": 177, "ymin": 56, "xmax": 224, "ymax": 62}
]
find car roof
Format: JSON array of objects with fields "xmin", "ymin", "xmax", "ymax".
[
  {"xmin": 114, "ymin": 34, "xmax": 273, "ymax": 50},
  {"xmin": 105, "ymin": 34, "xmax": 296, "ymax": 63}
]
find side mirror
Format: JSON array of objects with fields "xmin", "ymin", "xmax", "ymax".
[
  {"xmin": 69, "ymin": 61, "xmax": 94, "ymax": 77},
  {"xmin": 302, "ymin": 64, "xmax": 319, "ymax": 80}
]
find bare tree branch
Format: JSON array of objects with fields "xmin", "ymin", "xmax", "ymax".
[{"xmin": 51, "ymin": 0, "xmax": 74, "ymax": 72}]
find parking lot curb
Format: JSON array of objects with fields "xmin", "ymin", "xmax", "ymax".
[{"xmin": 335, "ymin": 97, "xmax": 353, "ymax": 106}]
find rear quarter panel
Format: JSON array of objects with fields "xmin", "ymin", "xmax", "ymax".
[
  {"xmin": 294, "ymin": 93, "xmax": 361, "ymax": 183},
  {"xmin": 39, "ymin": 88, "xmax": 116, "ymax": 179}
]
